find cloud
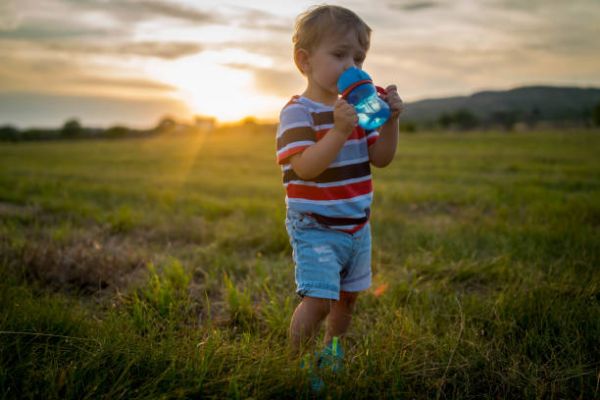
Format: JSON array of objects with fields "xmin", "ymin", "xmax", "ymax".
[
  {"xmin": 367, "ymin": 40, "xmax": 600, "ymax": 101},
  {"xmin": 45, "ymin": 41, "xmax": 204, "ymax": 59},
  {"xmin": 487, "ymin": 0, "xmax": 595, "ymax": 12},
  {"xmin": 2, "ymin": 0, "xmax": 599, "ymax": 126},
  {"xmin": 461, "ymin": 1, "xmax": 600, "ymax": 57},
  {"xmin": 62, "ymin": 0, "xmax": 220, "ymax": 25},
  {"xmin": 0, "ymin": 0, "xmax": 221, "ymax": 43},
  {"xmin": 133, "ymin": 0, "xmax": 217, "ymax": 23},
  {"xmin": 254, "ymin": 68, "xmax": 304, "ymax": 97},
  {"xmin": 216, "ymin": 39, "xmax": 291, "ymax": 65},
  {"xmin": 0, "ymin": 91, "xmax": 190, "ymax": 129},
  {"xmin": 388, "ymin": 1, "xmax": 440, "ymax": 12},
  {"xmin": 227, "ymin": 6, "xmax": 292, "ymax": 33},
  {"xmin": 0, "ymin": 25, "xmax": 114, "ymax": 40},
  {"xmin": 117, "ymin": 41, "xmax": 203, "ymax": 59},
  {"xmin": 0, "ymin": 0, "xmax": 22, "ymax": 31},
  {"xmin": 67, "ymin": 76, "xmax": 176, "ymax": 92},
  {"xmin": 226, "ymin": 63, "xmax": 304, "ymax": 97},
  {"xmin": 372, "ymin": 0, "xmax": 600, "ymax": 65},
  {"xmin": 0, "ymin": 46, "xmax": 177, "ymax": 98},
  {"xmin": 0, "ymin": 1, "xmax": 127, "ymax": 40}
]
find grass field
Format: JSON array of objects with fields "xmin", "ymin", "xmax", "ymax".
[{"xmin": 1, "ymin": 129, "xmax": 599, "ymax": 399}]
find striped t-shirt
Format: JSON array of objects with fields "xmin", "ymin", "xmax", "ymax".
[{"xmin": 276, "ymin": 95, "xmax": 379, "ymax": 233}]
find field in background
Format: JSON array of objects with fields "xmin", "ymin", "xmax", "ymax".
[{"xmin": 1, "ymin": 130, "xmax": 599, "ymax": 399}]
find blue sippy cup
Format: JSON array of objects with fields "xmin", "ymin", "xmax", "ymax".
[{"xmin": 337, "ymin": 67, "xmax": 390, "ymax": 130}]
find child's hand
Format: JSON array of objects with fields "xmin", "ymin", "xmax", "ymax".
[
  {"xmin": 382, "ymin": 85, "xmax": 404, "ymax": 119},
  {"xmin": 333, "ymin": 98, "xmax": 357, "ymax": 137}
]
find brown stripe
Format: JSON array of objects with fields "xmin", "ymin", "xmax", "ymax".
[
  {"xmin": 283, "ymin": 161, "xmax": 371, "ymax": 183},
  {"xmin": 311, "ymin": 111, "xmax": 333, "ymax": 126},
  {"xmin": 309, "ymin": 208, "xmax": 370, "ymax": 226},
  {"xmin": 277, "ymin": 126, "xmax": 315, "ymax": 149}
]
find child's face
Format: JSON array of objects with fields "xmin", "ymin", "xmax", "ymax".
[{"xmin": 305, "ymin": 29, "xmax": 367, "ymax": 101}]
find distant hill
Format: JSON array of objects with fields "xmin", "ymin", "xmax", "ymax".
[{"xmin": 402, "ymin": 86, "xmax": 600, "ymax": 124}]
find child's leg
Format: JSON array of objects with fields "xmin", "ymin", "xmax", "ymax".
[
  {"xmin": 289, "ymin": 296, "xmax": 332, "ymax": 353},
  {"xmin": 324, "ymin": 291, "xmax": 359, "ymax": 344}
]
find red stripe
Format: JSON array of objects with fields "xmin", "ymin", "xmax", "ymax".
[
  {"xmin": 348, "ymin": 127, "xmax": 364, "ymax": 141},
  {"xmin": 341, "ymin": 79, "xmax": 372, "ymax": 99},
  {"xmin": 315, "ymin": 128, "xmax": 329, "ymax": 141},
  {"xmin": 367, "ymin": 133, "xmax": 378, "ymax": 146},
  {"xmin": 277, "ymin": 145, "xmax": 309, "ymax": 164},
  {"xmin": 338, "ymin": 221, "xmax": 367, "ymax": 234},
  {"xmin": 286, "ymin": 179, "xmax": 372, "ymax": 201}
]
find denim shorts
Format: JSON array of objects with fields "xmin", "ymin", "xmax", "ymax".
[{"xmin": 285, "ymin": 209, "xmax": 372, "ymax": 300}]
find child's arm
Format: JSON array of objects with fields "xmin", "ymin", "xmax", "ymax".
[
  {"xmin": 368, "ymin": 85, "xmax": 404, "ymax": 168},
  {"xmin": 289, "ymin": 99, "xmax": 357, "ymax": 180}
]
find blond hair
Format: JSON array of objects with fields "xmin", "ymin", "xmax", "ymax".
[{"xmin": 292, "ymin": 5, "xmax": 371, "ymax": 53}]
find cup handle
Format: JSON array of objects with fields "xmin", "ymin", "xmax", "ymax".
[{"xmin": 376, "ymin": 86, "xmax": 388, "ymax": 97}]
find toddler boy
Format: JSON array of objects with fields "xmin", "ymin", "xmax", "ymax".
[{"xmin": 276, "ymin": 5, "xmax": 403, "ymax": 358}]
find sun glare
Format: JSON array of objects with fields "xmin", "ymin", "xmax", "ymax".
[{"xmin": 145, "ymin": 50, "xmax": 282, "ymax": 123}]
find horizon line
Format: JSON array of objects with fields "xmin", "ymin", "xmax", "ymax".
[{"xmin": 2, "ymin": 82, "xmax": 599, "ymax": 130}]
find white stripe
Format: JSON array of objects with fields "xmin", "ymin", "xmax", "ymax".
[
  {"xmin": 326, "ymin": 224, "xmax": 362, "ymax": 230},
  {"xmin": 344, "ymin": 137, "xmax": 367, "ymax": 146},
  {"xmin": 281, "ymin": 149, "xmax": 368, "ymax": 171},
  {"xmin": 286, "ymin": 192, "xmax": 372, "ymax": 206},
  {"xmin": 297, "ymin": 96, "xmax": 330, "ymax": 111},
  {"xmin": 276, "ymin": 121, "xmax": 312, "ymax": 138},
  {"xmin": 284, "ymin": 175, "xmax": 371, "ymax": 188},
  {"xmin": 285, "ymin": 199, "xmax": 368, "ymax": 219},
  {"xmin": 314, "ymin": 122, "xmax": 334, "ymax": 131},
  {"xmin": 329, "ymin": 155, "xmax": 369, "ymax": 168},
  {"xmin": 282, "ymin": 155, "xmax": 370, "ymax": 172},
  {"xmin": 280, "ymin": 103, "xmax": 307, "ymax": 117},
  {"xmin": 299, "ymin": 131, "xmax": 367, "ymax": 146},
  {"xmin": 277, "ymin": 141, "xmax": 314, "ymax": 156},
  {"xmin": 320, "ymin": 212, "xmax": 367, "ymax": 219}
]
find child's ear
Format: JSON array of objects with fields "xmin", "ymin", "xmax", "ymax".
[{"xmin": 294, "ymin": 48, "xmax": 310, "ymax": 75}]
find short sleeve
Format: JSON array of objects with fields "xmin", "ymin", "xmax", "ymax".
[{"xmin": 276, "ymin": 102, "xmax": 315, "ymax": 165}]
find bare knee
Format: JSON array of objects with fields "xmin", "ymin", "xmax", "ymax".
[
  {"xmin": 338, "ymin": 291, "xmax": 359, "ymax": 311},
  {"xmin": 302, "ymin": 296, "xmax": 333, "ymax": 319}
]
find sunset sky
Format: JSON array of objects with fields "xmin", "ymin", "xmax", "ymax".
[{"xmin": 1, "ymin": 0, "xmax": 599, "ymax": 128}]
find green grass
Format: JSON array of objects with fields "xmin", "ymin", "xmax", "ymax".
[{"xmin": 0, "ymin": 130, "xmax": 599, "ymax": 399}]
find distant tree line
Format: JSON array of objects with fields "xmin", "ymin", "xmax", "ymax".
[
  {"xmin": 0, "ymin": 116, "xmax": 217, "ymax": 142},
  {"xmin": 2, "ymin": 102, "xmax": 600, "ymax": 141},
  {"xmin": 399, "ymin": 101, "xmax": 600, "ymax": 133},
  {"xmin": 435, "ymin": 108, "xmax": 535, "ymax": 131}
]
